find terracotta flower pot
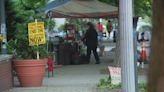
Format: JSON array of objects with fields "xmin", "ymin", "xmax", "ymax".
[{"xmin": 13, "ymin": 59, "xmax": 47, "ymax": 87}]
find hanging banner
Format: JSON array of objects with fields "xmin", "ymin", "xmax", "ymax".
[{"xmin": 28, "ymin": 22, "xmax": 46, "ymax": 46}]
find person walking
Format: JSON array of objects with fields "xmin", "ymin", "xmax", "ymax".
[
  {"xmin": 113, "ymin": 29, "xmax": 117, "ymax": 42},
  {"xmin": 82, "ymin": 22, "xmax": 100, "ymax": 64},
  {"xmin": 106, "ymin": 20, "xmax": 112, "ymax": 36},
  {"xmin": 97, "ymin": 22, "xmax": 103, "ymax": 41},
  {"xmin": 97, "ymin": 22, "xmax": 105, "ymax": 56}
]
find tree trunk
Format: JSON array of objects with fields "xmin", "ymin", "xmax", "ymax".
[{"xmin": 148, "ymin": 0, "xmax": 164, "ymax": 92}]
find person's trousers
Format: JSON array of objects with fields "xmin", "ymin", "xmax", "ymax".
[
  {"xmin": 86, "ymin": 46, "xmax": 100, "ymax": 63},
  {"xmin": 98, "ymin": 32, "xmax": 103, "ymax": 41}
]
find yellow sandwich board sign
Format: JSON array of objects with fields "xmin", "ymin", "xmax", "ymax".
[{"xmin": 28, "ymin": 22, "xmax": 46, "ymax": 46}]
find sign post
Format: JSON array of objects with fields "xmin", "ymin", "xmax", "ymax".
[
  {"xmin": 0, "ymin": 0, "xmax": 7, "ymax": 54},
  {"xmin": 28, "ymin": 19, "xmax": 46, "ymax": 60},
  {"xmin": 35, "ymin": 19, "xmax": 39, "ymax": 60}
]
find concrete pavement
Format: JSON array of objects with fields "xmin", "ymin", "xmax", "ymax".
[{"xmin": 6, "ymin": 43, "xmax": 147, "ymax": 92}]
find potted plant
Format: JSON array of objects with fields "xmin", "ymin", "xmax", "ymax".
[
  {"xmin": 12, "ymin": 23, "xmax": 48, "ymax": 87},
  {"xmin": 6, "ymin": 0, "xmax": 49, "ymax": 87}
]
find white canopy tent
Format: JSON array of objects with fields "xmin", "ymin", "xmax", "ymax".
[{"xmin": 46, "ymin": 0, "xmax": 118, "ymax": 18}]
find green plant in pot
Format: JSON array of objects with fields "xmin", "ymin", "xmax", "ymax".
[
  {"xmin": 6, "ymin": 0, "xmax": 49, "ymax": 87},
  {"xmin": 13, "ymin": 23, "xmax": 48, "ymax": 87}
]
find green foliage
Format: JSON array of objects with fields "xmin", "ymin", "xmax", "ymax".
[
  {"xmin": 97, "ymin": 78, "xmax": 121, "ymax": 89},
  {"xmin": 20, "ymin": 0, "xmax": 47, "ymax": 10},
  {"xmin": 6, "ymin": 40, "xmax": 16, "ymax": 54},
  {"xmin": 15, "ymin": 24, "xmax": 48, "ymax": 59},
  {"xmin": 6, "ymin": 0, "xmax": 48, "ymax": 39},
  {"xmin": 139, "ymin": 82, "xmax": 147, "ymax": 92},
  {"xmin": 99, "ymin": 0, "xmax": 152, "ymax": 17},
  {"xmin": 58, "ymin": 24, "xmax": 65, "ymax": 31},
  {"xmin": 97, "ymin": 78, "xmax": 147, "ymax": 92},
  {"xmin": 44, "ymin": 19, "xmax": 56, "ymax": 31},
  {"xmin": 65, "ymin": 19, "xmax": 88, "ymax": 32},
  {"xmin": 7, "ymin": 0, "xmax": 48, "ymax": 22},
  {"xmin": 6, "ymin": 0, "xmax": 49, "ymax": 59},
  {"xmin": 134, "ymin": 0, "xmax": 152, "ymax": 17}
]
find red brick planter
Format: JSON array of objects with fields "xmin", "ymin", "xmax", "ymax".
[{"xmin": 0, "ymin": 55, "xmax": 12, "ymax": 92}]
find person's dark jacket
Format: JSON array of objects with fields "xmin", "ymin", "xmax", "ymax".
[{"xmin": 83, "ymin": 28, "xmax": 98, "ymax": 48}]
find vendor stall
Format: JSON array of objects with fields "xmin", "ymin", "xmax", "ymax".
[
  {"xmin": 58, "ymin": 24, "xmax": 81, "ymax": 65},
  {"xmin": 45, "ymin": 0, "xmax": 118, "ymax": 65}
]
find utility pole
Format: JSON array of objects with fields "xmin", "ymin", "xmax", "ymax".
[
  {"xmin": 0, "ymin": 0, "xmax": 7, "ymax": 54},
  {"xmin": 119, "ymin": 0, "xmax": 137, "ymax": 92}
]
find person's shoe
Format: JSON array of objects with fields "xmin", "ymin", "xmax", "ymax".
[{"xmin": 95, "ymin": 62, "xmax": 100, "ymax": 64}]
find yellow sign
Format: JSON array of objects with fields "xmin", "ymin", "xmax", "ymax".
[
  {"xmin": 0, "ymin": 34, "xmax": 3, "ymax": 42},
  {"xmin": 28, "ymin": 22, "xmax": 46, "ymax": 46}
]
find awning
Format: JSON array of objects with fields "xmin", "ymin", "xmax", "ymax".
[{"xmin": 47, "ymin": 0, "xmax": 118, "ymax": 18}]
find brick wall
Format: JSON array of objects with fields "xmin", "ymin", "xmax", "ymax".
[{"xmin": 0, "ymin": 61, "xmax": 12, "ymax": 92}]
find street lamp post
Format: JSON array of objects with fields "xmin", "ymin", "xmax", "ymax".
[
  {"xmin": 0, "ymin": 0, "xmax": 7, "ymax": 54},
  {"xmin": 119, "ymin": 0, "xmax": 137, "ymax": 92}
]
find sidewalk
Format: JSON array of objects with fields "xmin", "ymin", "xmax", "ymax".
[
  {"xmin": 6, "ymin": 45, "xmax": 147, "ymax": 92},
  {"xmin": 6, "ymin": 86, "xmax": 120, "ymax": 92}
]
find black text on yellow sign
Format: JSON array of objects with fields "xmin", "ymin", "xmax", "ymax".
[
  {"xmin": 29, "ymin": 33, "xmax": 46, "ymax": 46},
  {"xmin": 28, "ymin": 22, "xmax": 46, "ymax": 46}
]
